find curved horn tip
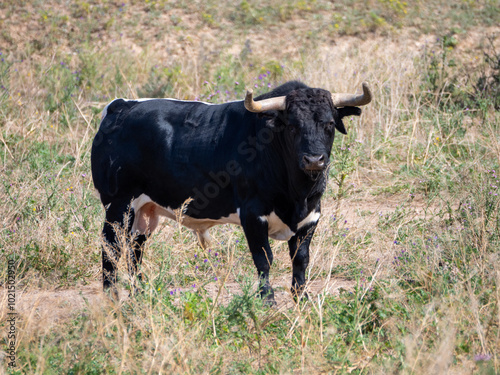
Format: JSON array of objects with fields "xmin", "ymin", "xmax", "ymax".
[
  {"xmin": 244, "ymin": 89, "xmax": 287, "ymax": 113},
  {"xmin": 331, "ymin": 81, "xmax": 373, "ymax": 107},
  {"xmin": 244, "ymin": 89, "xmax": 255, "ymax": 104},
  {"xmin": 361, "ymin": 81, "xmax": 373, "ymax": 104},
  {"xmin": 362, "ymin": 82, "xmax": 371, "ymax": 93},
  {"xmin": 244, "ymin": 89, "xmax": 261, "ymax": 112}
]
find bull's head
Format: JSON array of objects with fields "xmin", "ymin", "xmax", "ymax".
[{"xmin": 245, "ymin": 83, "xmax": 372, "ymax": 180}]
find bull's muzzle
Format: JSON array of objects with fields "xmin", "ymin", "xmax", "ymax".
[{"xmin": 302, "ymin": 154, "xmax": 326, "ymax": 171}]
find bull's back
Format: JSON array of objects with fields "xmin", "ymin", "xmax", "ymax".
[{"xmin": 91, "ymin": 98, "xmax": 249, "ymax": 212}]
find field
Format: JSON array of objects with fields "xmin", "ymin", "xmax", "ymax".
[{"xmin": 1, "ymin": 0, "xmax": 500, "ymax": 373}]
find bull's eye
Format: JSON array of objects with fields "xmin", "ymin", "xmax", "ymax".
[{"xmin": 326, "ymin": 121, "xmax": 335, "ymax": 133}]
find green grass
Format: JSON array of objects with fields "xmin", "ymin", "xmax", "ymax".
[{"xmin": 1, "ymin": 0, "xmax": 500, "ymax": 373}]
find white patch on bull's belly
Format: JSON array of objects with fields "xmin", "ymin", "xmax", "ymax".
[
  {"xmin": 131, "ymin": 194, "xmax": 154, "ymax": 212},
  {"xmin": 298, "ymin": 211, "xmax": 321, "ymax": 229},
  {"xmin": 130, "ymin": 194, "xmax": 240, "ymax": 233},
  {"xmin": 129, "ymin": 194, "xmax": 320, "ymax": 242},
  {"xmin": 259, "ymin": 212, "xmax": 296, "ymax": 241},
  {"xmin": 260, "ymin": 210, "xmax": 321, "ymax": 241}
]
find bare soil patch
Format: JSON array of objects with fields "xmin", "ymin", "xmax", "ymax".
[{"xmin": 0, "ymin": 275, "xmax": 355, "ymax": 328}]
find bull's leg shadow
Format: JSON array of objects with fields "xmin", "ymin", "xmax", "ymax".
[
  {"xmin": 241, "ymin": 211, "xmax": 276, "ymax": 305},
  {"xmin": 101, "ymin": 199, "xmax": 148, "ymax": 299},
  {"xmin": 127, "ymin": 233, "xmax": 148, "ymax": 296},
  {"xmin": 288, "ymin": 221, "xmax": 318, "ymax": 301}
]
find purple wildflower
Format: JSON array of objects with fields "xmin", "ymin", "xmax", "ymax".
[{"xmin": 474, "ymin": 354, "xmax": 491, "ymax": 362}]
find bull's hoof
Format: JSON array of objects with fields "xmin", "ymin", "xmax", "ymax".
[
  {"xmin": 260, "ymin": 289, "xmax": 276, "ymax": 306},
  {"xmin": 291, "ymin": 286, "xmax": 310, "ymax": 303},
  {"xmin": 263, "ymin": 294, "xmax": 277, "ymax": 307}
]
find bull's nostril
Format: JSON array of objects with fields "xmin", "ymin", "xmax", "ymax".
[{"xmin": 303, "ymin": 155, "xmax": 326, "ymax": 170}]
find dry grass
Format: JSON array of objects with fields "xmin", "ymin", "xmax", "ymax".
[{"xmin": 0, "ymin": 0, "xmax": 499, "ymax": 373}]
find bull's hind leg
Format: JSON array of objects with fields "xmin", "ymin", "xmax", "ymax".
[
  {"xmin": 127, "ymin": 233, "xmax": 147, "ymax": 292},
  {"xmin": 128, "ymin": 202, "xmax": 159, "ymax": 289},
  {"xmin": 194, "ymin": 229, "xmax": 211, "ymax": 249},
  {"xmin": 101, "ymin": 198, "xmax": 155, "ymax": 298},
  {"xmin": 101, "ymin": 199, "xmax": 132, "ymax": 298}
]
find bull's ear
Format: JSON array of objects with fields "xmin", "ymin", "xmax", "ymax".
[
  {"xmin": 338, "ymin": 106, "xmax": 362, "ymax": 118},
  {"xmin": 335, "ymin": 106, "xmax": 361, "ymax": 134},
  {"xmin": 335, "ymin": 120, "xmax": 347, "ymax": 134}
]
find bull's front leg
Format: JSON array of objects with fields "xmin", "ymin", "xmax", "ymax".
[
  {"xmin": 288, "ymin": 218, "xmax": 318, "ymax": 300},
  {"xmin": 240, "ymin": 211, "xmax": 275, "ymax": 304}
]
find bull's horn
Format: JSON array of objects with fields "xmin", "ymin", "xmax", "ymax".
[
  {"xmin": 331, "ymin": 82, "xmax": 372, "ymax": 107},
  {"xmin": 244, "ymin": 89, "xmax": 286, "ymax": 113}
]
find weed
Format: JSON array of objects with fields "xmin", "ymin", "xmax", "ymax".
[
  {"xmin": 473, "ymin": 34, "xmax": 500, "ymax": 109},
  {"xmin": 329, "ymin": 125, "xmax": 361, "ymax": 199}
]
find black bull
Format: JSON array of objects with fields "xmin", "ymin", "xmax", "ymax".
[{"xmin": 91, "ymin": 80, "xmax": 371, "ymax": 303}]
